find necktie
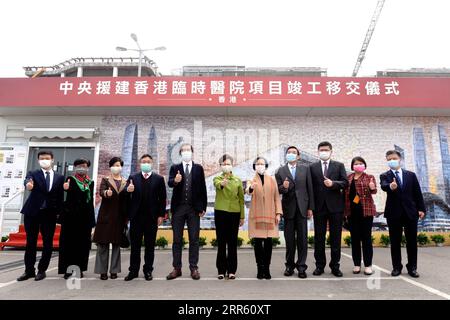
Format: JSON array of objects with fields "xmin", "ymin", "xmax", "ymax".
[
  {"xmin": 144, "ymin": 173, "xmax": 149, "ymax": 179},
  {"xmin": 323, "ymin": 162, "xmax": 328, "ymax": 177},
  {"xmin": 395, "ymin": 171, "xmax": 402, "ymax": 189},
  {"xmin": 185, "ymin": 163, "xmax": 190, "ymax": 176},
  {"xmin": 291, "ymin": 166, "xmax": 296, "ymax": 178},
  {"xmin": 45, "ymin": 171, "xmax": 51, "ymax": 191}
]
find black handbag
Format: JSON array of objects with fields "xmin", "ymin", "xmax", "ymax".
[{"xmin": 120, "ymin": 226, "xmax": 130, "ymax": 248}]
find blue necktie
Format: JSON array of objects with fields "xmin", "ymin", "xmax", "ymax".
[
  {"xmin": 394, "ymin": 171, "xmax": 402, "ymax": 189},
  {"xmin": 291, "ymin": 166, "xmax": 296, "ymax": 178}
]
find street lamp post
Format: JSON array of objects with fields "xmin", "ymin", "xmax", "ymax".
[{"xmin": 116, "ymin": 33, "xmax": 166, "ymax": 77}]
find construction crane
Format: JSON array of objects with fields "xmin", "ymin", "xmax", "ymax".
[{"xmin": 352, "ymin": 0, "xmax": 385, "ymax": 77}]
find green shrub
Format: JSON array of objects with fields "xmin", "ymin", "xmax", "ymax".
[
  {"xmin": 248, "ymin": 238, "xmax": 256, "ymax": 247},
  {"xmin": 199, "ymin": 236, "xmax": 207, "ymax": 247},
  {"xmin": 401, "ymin": 235, "xmax": 407, "ymax": 247},
  {"xmin": 237, "ymin": 237, "xmax": 244, "ymax": 247},
  {"xmin": 326, "ymin": 234, "xmax": 331, "ymax": 246},
  {"xmin": 210, "ymin": 238, "xmax": 218, "ymax": 247},
  {"xmin": 417, "ymin": 233, "xmax": 430, "ymax": 246},
  {"xmin": 379, "ymin": 234, "xmax": 390, "ymax": 247},
  {"xmin": 431, "ymin": 234, "xmax": 445, "ymax": 245},
  {"xmin": 308, "ymin": 235, "xmax": 315, "ymax": 247},
  {"xmin": 155, "ymin": 236, "xmax": 168, "ymax": 248},
  {"xmin": 343, "ymin": 235, "xmax": 352, "ymax": 247},
  {"xmin": 1, "ymin": 236, "xmax": 8, "ymax": 242},
  {"xmin": 272, "ymin": 237, "xmax": 281, "ymax": 247},
  {"xmin": 182, "ymin": 237, "xmax": 188, "ymax": 248}
]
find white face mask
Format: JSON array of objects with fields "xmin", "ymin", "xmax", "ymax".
[
  {"xmin": 181, "ymin": 151, "xmax": 192, "ymax": 162},
  {"xmin": 110, "ymin": 166, "xmax": 122, "ymax": 175},
  {"xmin": 221, "ymin": 165, "xmax": 232, "ymax": 173},
  {"xmin": 39, "ymin": 159, "xmax": 52, "ymax": 169},
  {"xmin": 255, "ymin": 165, "xmax": 266, "ymax": 175},
  {"xmin": 319, "ymin": 151, "xmax": 331, "ymax": 161}
]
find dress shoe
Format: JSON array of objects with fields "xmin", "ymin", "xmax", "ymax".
[
  {"xmin": 217, "ymin": 274, "xmax": 225, "ymax": 280},
  {"xmin": 257, "ymin": 265, "xmax": 264, "ymax": 279},
  {"xmin": 110, "ymin": 273, "xmax": 118, "ymax": 279},
  {"xmin": 35, "ymin": 272, "xmax": 46, "ymax": 281},
  {"xmin": 408, "ymin": 270, "xmax": 420, "ymax": 278},
  {"xmin": 284, "ymin": 268, "xmax": 294, "ymax": 277},
  {"xmin": 391, "ymin": 269, "xmax": 401, "ymax": 277},
  {"xmin": 100, "ymin": 274, "xmax": 108, "ymax": 280},
  {"xmin": 353, "ymin": 266, "xmax": 361, "ymax": 274},
  {"xmin": 17, "ymin": 272, "xmax": 35, "ymax": 281},
  {"xmin": 228, "ymin": 273, "xmax": 236, "ymax": 280},
  {"xmin": 191, "ymin": 269, "xmax": 201, "ymax": 280},
  {"xmin": 364, "ymin": 267, "xmax": 373, "ymax": 275},
  {"xmin": 298, "ymin": 271, "xmax": 307, "ymax": 279},
  {"xmin": 80, "ymin": 272, "xmax": 84, "ymax": 279},
  {"xmin": 313, "ymin": 268, "xmax": 324, "ymax": 276},
  {"xmin": 332, "ymin": 269, "xmax": 343, "ymax": 277},
  {"xmin": 144, "ymin": 272, "xmax": 153, "ymax": 281},
  {"xmin": 264, "ymin": 267, "xmax": 271, "ymax": 280},
  {"xmin": 166, "ymin": 268, "xmax": 182, "ymax": 280},
  {"xmin": 124, "ymin": 272, "xmax": 138, "ymax": 281}
]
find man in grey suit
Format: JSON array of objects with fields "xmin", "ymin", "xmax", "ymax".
[{"xmin": 275, "ymin": 146, "xmax": 314, "ymax": 278}]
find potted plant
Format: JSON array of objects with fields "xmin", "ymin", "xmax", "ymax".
[
  {"xmin": 199, "ymin": 236, "xmax": 207, "ymax": 249},
  {"xmin": 431, "ymin": 234, "xmax": 445, "ymax": 247},
  {"xmin": 380, "ymin": 234, "xmax": 390, "ymax": 247},
  {"xmin": 272, "ymin": 237, "xmax": 281, "ymax": 248},
  {"xmin": 308, "ymin": 235, "xmax": 315, "ymax": 248},
  {"xmin": 237, "ymin": 237, "xmax": 244, "ymax": 248},
  {"xmin": 155, "ymin": 236, "xmax": 168, "ymax": 249},
  {"xmin": 343, "ymin": 235, "xmax": 352, "ymax": 247},
  {"xmin": 417, "ymin": 233, "xmax": 430, "ymax": 247},
  {"xmin": 210, "ymin": 238, "xmax": 218, "ymax": 248}
]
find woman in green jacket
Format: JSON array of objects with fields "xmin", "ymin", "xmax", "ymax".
[{"xmin": 213, "ymin": 154, "xmax": 245, "ymax": 280}]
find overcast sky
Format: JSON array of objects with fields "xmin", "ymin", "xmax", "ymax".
[{"xmin": 0, "ymin": 0, "xmax": 449, "ymax": 77}]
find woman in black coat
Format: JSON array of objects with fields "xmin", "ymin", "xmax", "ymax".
[
  {"xmin": 93, "ymin": 157, "xmax": 128, "ymax": 280},
  {"xmin": 58, "ymin": 158, "xmax": 95, "ymax": 279}
]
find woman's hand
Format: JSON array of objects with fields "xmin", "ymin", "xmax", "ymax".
[
  {"xmin": 275, "ymin": 214, "xmax": 282, "ymax": 225},
  {"xmin": 239, "ymin": 219, "xmax": 245, "ymax": 227}
]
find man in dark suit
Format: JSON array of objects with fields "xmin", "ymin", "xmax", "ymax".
[
  {"xmin": 309, "ymin": 141, "xmax": 348, "ymax": 277},
  {"xmin": 275, "ymin": 146, "xmax": 314, "ymax": 278},
  {"xmin": 124, "ymin": 154, "xmax": 167, "ymax": 281},
  {"xmin": 18, "ymin": 150, "xmax": 64, "ymax": 281},
  {"xmin": 166, "ymin": 143, "xmax": 207, "ymax": 280},
  {"xmin": 380, "ymin": 150, "xmax": 425, "ymax": 278}
]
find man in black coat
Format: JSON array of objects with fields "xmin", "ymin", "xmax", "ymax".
[
  {"xmin": 380, "ymin": 150, "xmax": 426, "ymax": 278},
  {"xmin": 275, "ymin": 146, "xmax": 314, "ymax": 278},
  {"xmin": 309, "ymin": 141, "xmax": 348, "ymax": 277},
  {"xmin": 166, "ymin": 143, "xmax": 207, "ymax": 280},
  {"xmin": 124, "ymin": 154, "xmax": 167, "ymax": 281},
  {"xmin": 18, "ymin": 150, "xmax": 64, "ymax": 281}
]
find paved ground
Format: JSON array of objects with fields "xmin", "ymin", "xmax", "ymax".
[{"xmin": 0, "ymin": 247, "xmax": 449, "ymax": 300}]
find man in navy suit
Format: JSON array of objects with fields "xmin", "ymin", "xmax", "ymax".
[
  {"xmin": 124, "ymin": 154, "xmax": 167, "ymax": 281},
  {"xmin": 166, "ymin": 143, "xmax": 207, "ymax": 280},
  {"xmin": 18, "ymin": 150, "xmax": 64, "ymax": 281},
  {"xmin": 380, "ymin": 150, "xmax": 426, "ymax": 278}
]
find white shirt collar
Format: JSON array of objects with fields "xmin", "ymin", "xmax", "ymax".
[
  {"xmin": 142, "ymin": 171, "xmax": 152, "ymax": 178},
  {"xmin": 391, "ymin": 168, "xmax": 403, "ymax": 175},
  {"xmin": 41, "ymin": 168, "xmax": 53, "ymax": 175},
  {"xmin": 183, "ymin": 161, "xmax": 193, "ymax": 170}
]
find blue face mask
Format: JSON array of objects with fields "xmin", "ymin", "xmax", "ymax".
[
  {"xmin": 286, "ymin": 153, "xmax": 297, "ymax": 162},
  {"xmin": 387, "ymin": 159, "xmax": 400, "ymax": 169},
  {"xmin": 141, "ymin": 163, "xmax": 152, "ymax": 173}
]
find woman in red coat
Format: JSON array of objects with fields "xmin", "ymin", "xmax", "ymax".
[{"xmin": 344, "ymin": 157, "xmax": 377, "ymax": 276}]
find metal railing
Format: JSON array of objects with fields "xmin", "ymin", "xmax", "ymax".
[{"xmin": 0, "ymin": 189, "xmax": 24, "ymax": 237}]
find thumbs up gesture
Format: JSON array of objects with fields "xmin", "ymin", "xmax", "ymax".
[
  {"xmin": 127, "ymin": 179, "xmax": 135, "ymax": 193},
  {"xmin": 221, "ymin": 177, "xmax": 228, "ymax": 187},
  {"xmin": 283, "ymin": 177, "xmax": 289, "ymax": 189},
  {"xmin": 324, "ymin": 176, "xmax": 333, "ymax": 188},
  {"xmin": 106, "ymin": 187, "xmax": 113, "ymax": 197},
  {"xmin": 390, "ymin": 178, "xmax": 398, "ymax": 190},
  {"xmin": 26, "ymin": 178, "xmax": 34, "ymax": 191},
  {"xmin": 369, "ymin": 177, "xmax": 376, "ymax": 190},
  {"xmin": 250, "ymin": 179, "xmax": 258, "ymax": 190},
  {"xmin": 63, "ymin": 179, "xmax": 70, "ymax": 190},
  {"xmin": 174, "ymin": 170, "xmax": 183, "ymax": 184}
]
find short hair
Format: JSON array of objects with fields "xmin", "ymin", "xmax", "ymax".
[
  {"xmin": 286, "ymin": 146, "xmax": 300, "ymax": 155},
  {"xmin": 350, "ymin": 156, "xmax": 367, "ymax": 170},
  {"xmin": 37, "ymin": 150, "xmax": 53, "ymax": 159},
  {"xmin": 252, "ymin": 156, "xmax": 269, "ymax": 170},
  {"xmin": 109, "ymin": 156, "xmax": 124, "ymax": 167},
  {"xmin": 140, "ymin": 154, "xmax": 153, "ymax": 161},
  {"xmin": 74, "ymin": 158, "xmax": 91, "ymax": 167},
  {"xmin": 219, "ymin": 154, "xmax": 234, "ymax": 165},
  {"xmin": 318, "ymin": 141, "xmax": 333, "ymax": 150},
  {"xmin": 179, "ymin": 143, "xmax": 194, "ymax": 155},
  {"xmin": 385, "ymin": 150, "xmax": 402, "ymax": 159}
]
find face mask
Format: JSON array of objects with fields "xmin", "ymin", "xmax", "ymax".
[
  {"xmin": 141, "ymin": 163, "xmax": 152, "ymax": 173},
  {"xmin": 110, "ymin": 166, "xmax": 122, "ymax": 175},
  {"xmin": 75, "ymin": 167, "xmax": 88, "ymax": 175},
  {"xmin": 39, "ymin": 159, "xmax": 52, "ymax": 169},
  {"xmin": 221, "ymin": 165, "xmax": 232, "ymax": 173},
  {"xmin": 319, "ymin": 151, "xmax": 331, "ymax": 161},
  {"xmin": 353, "ymin": 164, "xmax": 366, "ymax": 173},
  {"xmin": 255, "ymin": 165, "xmax": 266, "ymax": 175},
  {"xmin": 387, "ymin": 159, "xmax": 400, "ymax": 169},
  {"xmin": 286, "ymin": 153, "xmax": 297, "ymax": 162},
  {"xmin": 181, "ymin": 151, "xmax": 192, "ymax": 162}
]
